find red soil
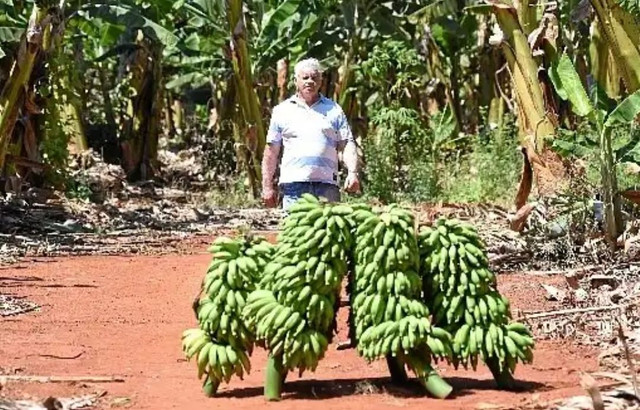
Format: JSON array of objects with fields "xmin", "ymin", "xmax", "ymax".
[{"xmin": 1, "ymin": 246, "xmax": 597, "ymax": 409}]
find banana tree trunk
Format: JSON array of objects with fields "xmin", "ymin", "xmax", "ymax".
[
  {"xmin": 66, "ymin": 31, "xmax": 87, "ymax": 152},
  {"xmin": 337, "ymin": 41, "xmax": 357, "ymax": 118},
  {"xmin": 226, "ymin": 0, "xmax": 264, "ymax": 199},
  {"xmin": 98, "ymin": 61, "xmax": 118, "ymax": 136},
  {"xmin": 58, "ymin": 41, "xmax": 88, "ymax": 154},
  {"xmin": 590, "ymin": 21, "xmax": 621, "ymax": 99},
  {"xmin": 0, "ymin": 2, "xmax": 59, "ymax": 171},
  {"xmin": 589, "ymin": 0, "xmax": 640, "ymax": 245},
  {"xmin": 600, "ymin": 126, "xmax": 623, "ymax": 246},
  {"xmin": 120, "ymin": 33, "xmax": 163, "ymax": 181},
  {"xmin": 277, "ymin": 58, "xmax": 288, "ymax": 103},
  {"xmin": 514, "ymin": 0, "xmax": 537, "ymax": 35},
  {"xmin": 488, "ymin": 1, "xmax": 567, "ymax": 209},
  {"xmin": 590, "ymin": 0, "xmax": 640, "ymax": 94},
  {"xmin": 424, "ymin": 35, "xmax": 461, "ymax": 131}
]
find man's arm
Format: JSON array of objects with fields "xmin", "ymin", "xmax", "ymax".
[
  {"xmin": 340, "ymin": 140, "xmax": 358, "ymax": 175},
  {"xmin": 335, "ymin": 106, "xmax": 361, "ymax": 194},
  {"xmin": 262, "ymin": 143, "xmax": 281, "ymax": 207},
  {"xmin": 338, "ymin": 140, "xmax": 361, "ymax": 194}
]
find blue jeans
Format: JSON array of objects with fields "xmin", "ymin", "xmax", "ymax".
[{"xmin": 280, "ymin": 182, "xmax": 340, "ymax": 211}]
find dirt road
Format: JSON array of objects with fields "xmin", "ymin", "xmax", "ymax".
[{"xmin": 1, "ymin": 245, "xmax": 597, "ymax": 409}]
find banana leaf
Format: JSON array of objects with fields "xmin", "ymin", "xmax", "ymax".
[
  {"xmin": 548, "ymin": 53, "xmax": 594, "ymax": 117},
  {"xmin": 605, "ymin": 88, "xmax": 640, "ymax": 126},
  {"xmin": 82, "ymin": 3, "xmax": 179, "ymax": 49}
]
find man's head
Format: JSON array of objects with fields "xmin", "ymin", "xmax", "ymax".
[{"xmin": 294, "ymin": 58, "xmax": 323, "ymax": 103}]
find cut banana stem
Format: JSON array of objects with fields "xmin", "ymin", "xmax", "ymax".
[
  {"xmin": 202, "ymin": 374, "xmax": 220, "ymax": 397},
  {"xmin": 418, "ymin": 364, "xmax": 453, "ymax": 399},
  {"xmin": 265, "ymin": 354, "xmax": 287, "ymax": 401},
  {"xmin": 486, "ymin": 356, "xmax": 517, "ymax": 391},
  {"xmin": 385, "ymin": 354, "xmax": 408, "ymax": 384}
]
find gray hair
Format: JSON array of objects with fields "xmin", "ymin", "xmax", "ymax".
[{"xmin": 294, "ymin": 58, "xmax": 324, "ymax": 79}]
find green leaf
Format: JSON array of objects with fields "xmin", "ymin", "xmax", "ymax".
[
  {"xmin": 84, "ymin": 4, "xmax": 179, "ymax": 49},
  {"xmin": 165, "ymin": 72, "xmax": 208, "ymax": 90},
  {"xmin": 551, "ymin": 54, "xmax": 594, "ymax": 117},
  {"xmin": 615, "ymin": 127, "xmax": 640, "ymax": 162},
  {"xmin": 259, "ymin": 0, "xmax": 303, "ymax": 39},
  {"xmin": 183, "ymin": 32, "xmax": 200, "ymax": 51},
  {"xmin": 589, "ymin": 80, "xmax": 616, "ymax": 114},
  {"xmin": 548, "ymin": 63, "xmax": 567, "ymax": 100},
  {"xmin": 551, "ymin": 139, "xmax": 592, "ymax": 158},
  {"xmin": 605, "ymin": 88, "xmax": 640, "ymax": 127},
  {"xmin": 0, "ymin": 26, "xmax": 24, "ymax": 43},
  {"xmin": 0, "ymin": 46, "xmax": 4, "ymax": 58},
  {"xmin": 408, "ymin": 0, "xmax": 458, "ymax": 24}
]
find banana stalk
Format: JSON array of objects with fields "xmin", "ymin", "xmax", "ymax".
[
  {"xmin": 590, "ymin": 21, "xmax": 621, "ymax": 99},
  {"xmin": 590, "ymin": 0, "xmax": 640, "ymax": 93},
  {"xmin": 276, "ymin": 58, "xmax": 289, "ymax": 103},
  {"xmin": 491, "ymin": 3, "xmax": 555, "ymax": 144},
  {"xmin": 226, "ymin": 0, "xmax": 265, "ymax": 198},
  {"xmin": 385, "ymin": 355, "xmax": 408, "ymax": 384},
  {"xmin": 120, "ymin": 32, "xmax": 163, "ymax": 181},
  {"xmin": 417, "ymin": 364, "xmax": 453, "ymax": 399},
  {"xmin": 486, "ymin": 356, "xmax": 516, "ymax": 391},
  {"xmin": 0, "ymin": 2, "xmax": 58, "ymax": 170},
  {"xmin": 514, "ymin": 0, "xmax": 537, "ymax": 35},
  {"xmin": 588, "ymin": 0, "xmax": 640, "ymax": 245},
  {"xmin": 202, "ymin": 375, "xmax": 221, "ymax": 397},
  {"xmin": 600, "ymin": 127, "xmax": 624, "ymax": 245},
  {"xmin": 264, "ymin": 354, "xmax": 286, "ymax": 401},
  {"xmin": 487, "ymin": 0, "xmax": 567, "ymax": 208}
]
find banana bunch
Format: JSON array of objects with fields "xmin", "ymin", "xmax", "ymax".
[
  {"xmin": 243, "ymin": 194, "xmax": 354, "ymax": 375},
  {"xmin": 418, "ymin": 217, "xmax": 534, "ymax": 379},
  {"xmin": 349, "ymin": 205, "xmax": 452, "ymax": 363},
  {"xmin": 182, "ymin": 234, "xmax": 274, "ymax": 395},
  {"xmin": 181, "ymin": 328, "xmax": 252, "ymax": 386}
]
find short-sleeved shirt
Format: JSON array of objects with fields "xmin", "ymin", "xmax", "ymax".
[{"xmin": 266, "ymin": 94, "xmax": 354, "ymax": 186}]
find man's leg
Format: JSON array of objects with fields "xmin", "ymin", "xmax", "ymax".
[
  {"xmin": 280, "ymin": 182, "xmax": 312, "ymax": 211},
  {"xmin": 312, "ymin": 183, "xmax": 341, "ymax": 203}
]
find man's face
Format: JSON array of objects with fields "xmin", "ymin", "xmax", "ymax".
[{"xmin": 296, "ymin": 69, "xmax": 322, "ymax": 99}]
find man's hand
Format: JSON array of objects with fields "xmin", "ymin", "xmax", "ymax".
[
  {"xmin": 262, "ymin": 186, "xmax": 278, "ymax": 208},
  {"xmin": 344, "ymin": 171, "xmax": 361, "ymax": 194},
  {"xmin": 261, "ymin": 143, "xmax": 281, "ymax": 208}
]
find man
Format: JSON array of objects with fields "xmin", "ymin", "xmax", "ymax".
[{"xmin": 261, "ymin": 58, "xmax": 360, "ymax": 209}]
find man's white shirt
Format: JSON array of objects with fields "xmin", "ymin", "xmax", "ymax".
[{"xmin": 266, "ymin": 95, "xmax": 354, "ymax": 186}]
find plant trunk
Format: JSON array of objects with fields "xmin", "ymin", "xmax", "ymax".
[
  {"xmin": 590, "ymin": 21, "xmax": 621, "ymax": 99},
  {"xmin": 277, "ymin": 58, "xmax": 288, "ymax": 102},
  {"xmin": 590, "ymin": 0, "xmax": 640, "ymax": 94},
  {"xmin": 486, "ymin": 356, "xmax": 517, "ymax": 390},
  {"xmin": 337, "ymin": 44, "xmax": 356, "ymax": 116},
  {"xmin": 385, "ymin": 355, "xmax": 408, "ymax": 384},
  {"xmin": 0, "ymin": 3, "xmax": 54, "ymax": 171},
  {"xmin": 490, "ymin": 2, "xmax": 567, "ymax": 208},
  {"xmin": 226, "ymin": 0, "xmax": 265, "ymax": 198},
  {"xmin": 164, "ymin": 90, "xmax": 176, "ymax": 137},
  {"xmin": 264, "ymin": 354, "xmax": 286, "ymax": 401},
  {"xmin": 202, "ymin": 374, "xmax": 220, "ymax": 397},
  {"xmin": 600, "ymin": 127, "xmax": 623, "ymax": 246},
  {"xmin": 515, "ymin": 0, "xmax": 537, "ymax": 35},
  {"xmin": 67, "ymin": 31, "xmax": 87, "ymax": 152},
  {"xmin": 120, "ymin": 33, "xmax": 163, "ymax": 181},
  {"xmin": 416, "ymin": 363, "xmax": 452, "ymax": 399},
  {"xmin": 98, "ymin": 63, "xmax": 117, "ymax": 134}
]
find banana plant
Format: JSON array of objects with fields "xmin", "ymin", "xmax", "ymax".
[
  {"xmin": 478, "ymin": 0, "xmax": 576, "ymax": 215},
  {"xmin": 0, "ymin": 0, "xmax": 66, "ymax": 176},
  {"xmin": 549, "ymin": 53, "xmax": 640, "ymax": 246},
  {"xmin": 409, "ymin": 0, "xmax": 483, "ymax": 133},
  {"xmin": 589, "ymin": 0, "xmax": 640, "ymax": 93},
  {"xmin": 77, "ymin": 0, "xmax": 180, "ymax": 180}
]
